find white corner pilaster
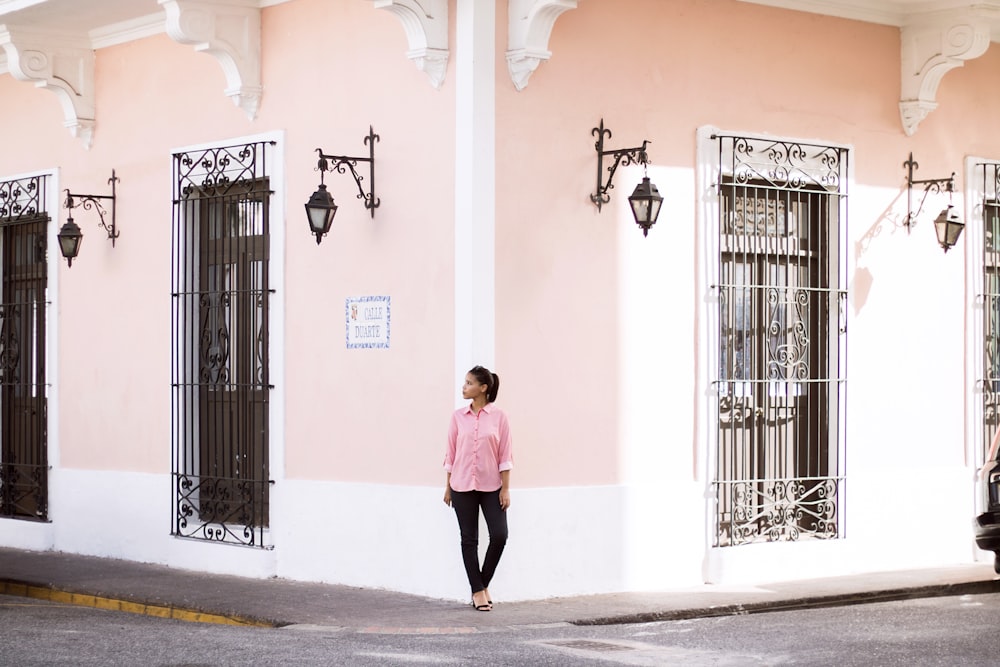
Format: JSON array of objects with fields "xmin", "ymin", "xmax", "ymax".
[
  {"xmin": 0, "ymin": 27, "xmax": 95, "ymax": 148},
  {"xmin": 454, "ymin": 0, "xmax": 495, "ymax": 394},
  {"xmin": 371, "ymin": 0, "xmax": 449, "ymax": 89},
  {"xmin": 159, "ymin": 0, "xmax": 262, "ymax": 119},
  {"xmin": 899, "ymin": 9, "xmax": 992, "ymax": 136},
  {"xmin": 506, "ymin": 0, "xmax": 577, "ymax": 91}
]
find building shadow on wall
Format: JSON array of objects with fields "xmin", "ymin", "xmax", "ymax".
[{"xmin": 850, "ymin": 191, "xmax": 908, "ymax": 317}]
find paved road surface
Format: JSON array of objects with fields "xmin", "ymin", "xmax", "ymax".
[{"xmin": 3, "ymin": 591, "xmax": 1000, "ymax": 665}]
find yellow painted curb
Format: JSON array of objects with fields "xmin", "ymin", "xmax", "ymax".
[{"xmin": 0, "ymin": 580, "xmax": 273, "ymax": 627}]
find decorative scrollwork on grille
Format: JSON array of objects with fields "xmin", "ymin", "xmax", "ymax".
[
  {"xmin": 199, "ymin": 292, "xmax": 231, "ymax": 386},
  {"xmin": 985, "ymin": 292, "xmax": 1000, "ymax": 406},
  {"xmin": 719, "ymin": 478, "xmax": 839, "ymax": 546},
  {"xmin": 724, "ymin": 136, "xmax": 843, "ymax": 192},
  {"xmin": 0, "ymin": 304, "xmax": 22, "ymax": 385},
  {"xmin": 176, "ymin": 143, "xmax": 273, "ymax": 198},
  {"xmin": 0, "ymin": 177, "xmax": 42, "ymax": 219},
  {"xmin": 172, "ymin": 145, "xmax": 271, "ymax": 548},
  {"xmin": 174, "ymin": 474, "xmax": 267, "ymax": 547},
  {"xmin": 0, "ymin": 184, "xmax": 49, "ymax": 522},
  {"xmin": 713, "ymin": 135, "xmax": 846, "ymax": 549},
  {"xmin": 0, "ymin": 463, "xmax": 48, "ymax": 520},
  {"xmin": 766, "ymin": 287, "xmax": 810, "ymax": 380}
]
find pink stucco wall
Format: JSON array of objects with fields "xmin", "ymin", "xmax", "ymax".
[
  {"xmin": 493, "ymin": 0, "xmax": 979, "ymax": 488},
  {"xmin": 0, "ymin": 0, "xmax": 994, "ymax": 491},
  {"xmin": 0, "ymin": 0, "xmax": 455, "ymax": 481},
  {"xmin": 262, "ymin": 0, "xmax": 456, "ymax": 485}
]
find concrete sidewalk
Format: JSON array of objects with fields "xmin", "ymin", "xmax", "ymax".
[{"xmin": 1, "ymin": 547, "xmax": 998, "ymax": 632}]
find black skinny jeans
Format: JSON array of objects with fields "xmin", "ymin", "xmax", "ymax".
[{"xmin": 450, "ymin": 488, "xmax": 508, "ymax": 595}]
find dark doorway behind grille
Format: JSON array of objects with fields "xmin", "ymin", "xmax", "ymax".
[
  {"xmin": 171, "ymin": 142, "xmax": 273, "ymax": 547},
  {"xmin": 0, "ymin": 175, "xmax": 49, "ymax": 521}
]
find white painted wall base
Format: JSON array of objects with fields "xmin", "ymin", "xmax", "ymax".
[
  {"xmin": 704, "ymin": 464, "xmax": 979, "ymax": 585},
  {"xmin": 0, "ymin": 519, "xmax": 53, "ymax": 551},
  {"xmin": 0, "ymin": 468, "xmax": 983, "ymax": 599},
  {"xmin": 48, "ymin": 469, "xmax": 166, "ymax": 564},
  {"xmin": 274, "ymin": 480, "xmax": 643, "ymax": 601},
  {"xmin": 47, "ymin": 468, "xmax": 278, "ymax": 578}
]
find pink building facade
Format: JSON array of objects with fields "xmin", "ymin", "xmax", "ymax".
[{"xmin": 0, "ymin": 0, "xmax": 994, "ymax": 600}]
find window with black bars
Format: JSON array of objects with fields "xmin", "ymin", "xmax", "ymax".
[
  {"xmin": 712, "ymin": 135, "xmax": 848, "ymax": 547},
  {"xmin": 171, "ymin": 142, "xmax": 273, "ymax": 547},
  {"xmin": 978, "ymin": 164, "xmax": 1000, "ymax": 470},
  {"xmin": 0, "ymin": 174, "xmax": 49, "ymax": 522}
]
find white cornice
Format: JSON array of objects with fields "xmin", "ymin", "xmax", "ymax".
[
  {"xmin": 0, "ymin": 0, "xmax": 293, "ymax": 145},
  {"xmin": 370, "ymin": 0, "xmax": 449, "ymax": 89},
  {"xmin": 90, "ymin": 13, "xmax": 165, "ymax": 50},
  {"xmin": 0, "ymin": 0, "xmax": 47, "ymax": 13},
  {"xmin": 736, "ymin": 1, "xmax": 1000, "ymax": 26},
  {"xmin": 506, "ymin": 0, "xmax": 577, "ymax": 91}
]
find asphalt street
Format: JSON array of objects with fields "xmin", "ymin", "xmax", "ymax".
[{"xmin": 3, "ymin": 591, "xmax": 1000, "ymax": 665}]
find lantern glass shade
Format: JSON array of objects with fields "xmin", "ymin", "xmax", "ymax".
[
  {"xmin": 305, "ymin": 183, "xmax": 338, "ymax": 244},
  {"xmin": 933, "ymin": 205, "xmax": 964, "ymax": 252},
  {"xmin": 628, "ymin": 176, "xmax": 663, "ymax": 237},
  {"xmin": 57, "ymin": 217, "xmax": 83, "ymax": 267}
]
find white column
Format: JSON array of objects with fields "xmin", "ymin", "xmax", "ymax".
[{"xmin": 454, "ymin": 0, "xmax": 496, "ymax": 393}]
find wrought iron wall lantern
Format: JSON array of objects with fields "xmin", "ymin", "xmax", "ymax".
[
  {"xmin": 590, "ymin": 118, "xmax": 662, "ymax": 237},
  {"xmin": 59, "ymin": 170, "xmax": 119, "ymax": 267},
  {"xmin": 904, "ymin": 152, "xmax": 963, "ymax": 253},
  {"xmin": 305, "ymin": 126, "xmax": 380, "ymax": 245}
]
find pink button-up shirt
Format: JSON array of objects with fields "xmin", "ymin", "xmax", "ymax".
[{"xmin": 444, "ymin": 403, "xmax": 513, "ymax": 492}]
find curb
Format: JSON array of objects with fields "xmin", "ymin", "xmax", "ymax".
[
  {"xmin": 5, "ymin": 575, "xmax": 999, "ymax": 630},
  {"xmin": 573, "ymin": 578, "xmax": 1000, "ymax": 626},
  {"xmin": 0, "ymin": 579, "xmax": 280, "ymax": 628}
]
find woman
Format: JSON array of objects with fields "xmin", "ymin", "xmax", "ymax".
[{"xmin": 442, "ymin": 365, "xmax": 513, "ymax": 612}]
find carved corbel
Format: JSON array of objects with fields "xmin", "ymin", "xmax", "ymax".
[
  {"xmin": 506, "ymin": 0, "xmax": 577, "ymax": 91},
  {"xmin": 899, "ymin": 10, "xmax": 992, "ymax": 136},
  {"xmin": 0, "ymin": 27, "xmax": 96, "ymax": 148},
  {"xmin": 371, "ymin": 0, "xmax": 449, "ymax": 89},
  {"xmin": 159, "ymin": 0, "xmax": 262, "ymax": 119}
]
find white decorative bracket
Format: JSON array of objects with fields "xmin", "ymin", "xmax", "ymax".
[
  {"xmin": 0, "ymin": 27, "xmax": 95, "ymax": 148},
  {"xmin": 506, "ymin": 0, "xmax": 577, "ymax": 91},
  {"xmin": 371, "ymin": 0, "xmax": 448, "ymax": 89},
  {"xmin": 159, "ymin": 0, "xmax": 262, "ymax": 119},
  {"xmin": 899, "ymin": 9, "xmax": 992, "ymax": 136}
]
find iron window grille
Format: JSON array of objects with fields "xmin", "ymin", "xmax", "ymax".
[
  {"xmin": 171, "ymin": 141, "xmax": 274, "ymax": 548},
  {"xmin": 977, "ymin": 164, "xmax": 1000, "ymax": 471},
  {"xmin": 0, "ymin": 174, "xmax": 50, "ymax": 522},
  {"xmin": 711, "ymin": 135, "xmax": 848, "ymax": 547}
]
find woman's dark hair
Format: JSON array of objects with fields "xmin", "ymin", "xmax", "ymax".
[{"xmin": 469, "ymin": 365, "xmax": 500, "ymax": 403}]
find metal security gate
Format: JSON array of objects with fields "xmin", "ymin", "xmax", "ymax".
[
  {"xmin": 171, "ymin": 142, "xmax": 273, "ymax": 547},
  {"xmin": 0, "ymin": 175, "xmax": 49, "ymax": 521},
  {"xmin": 712, "ymin": 136, "xmax": 847, "ymax": 547},
  {"xmin": 978, "ymin": 164, "xmax": 1000, "ymax": 467}
]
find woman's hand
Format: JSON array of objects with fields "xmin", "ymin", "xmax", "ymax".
[
  {"xmin": 443, "ymin": 487, "xmax": 452, "ymax": 506},
  {"xmin": 499, "ymin": 470, "xmax": 511, "ymax": 510}
]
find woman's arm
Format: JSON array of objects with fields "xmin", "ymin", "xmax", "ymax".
[
  {"xmin": 443, "ymin": 413, "xmax": 458, "ymax": 506},
  {"xmin": 499, "ymin": 470, "xmax": 510, "ymax": 510}
]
